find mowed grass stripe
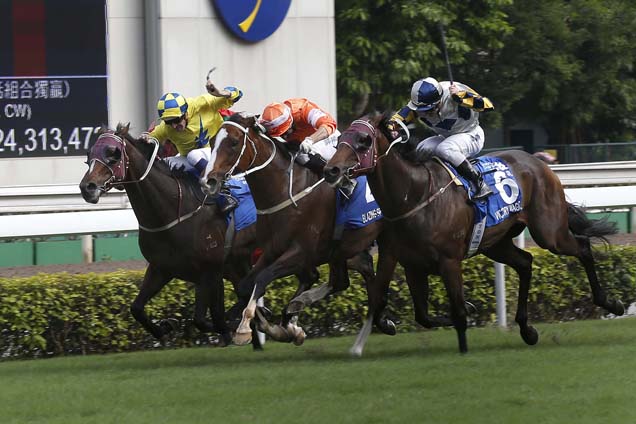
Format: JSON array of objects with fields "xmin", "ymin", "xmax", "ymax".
[{"xmin": 1, "ymin": 318, "xmax": 635, "ymax": 424}]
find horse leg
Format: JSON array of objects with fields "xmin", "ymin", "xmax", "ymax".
[
  {"xmin": 403, "ymin": 264, "xmax": 453, "ymax": 328},
  {"xmin": 234, "ymin": 248, "xmax": 307, "ymax": 346},
  {"xmin": 529, "ymin": 208, "xmax": 624, "ymax": 316},
  {"xmin": 130, "ymin": 265, "xmax": 174, "ymax": 339},
  {"xmin": 192, "ymin": 271, "xmax": 236, "ymax": 348},
  {"xmin": 346, "ymin": 247, "xmax": 375, "ymax": 287},
  {"xmin": 484, "ymin": 238, "xmax": 537, "ymax": 345},
  {"xmin": 286, "ymin": 261, "xmax": 349, "ymax": 314},
  {"xmin": 280, "ymin": 267, "xmax": 320, "ymax": 322},
  {"xmin": 350, "ymin": 237, "xmax": 398, "ymax": 357},
  {"xmin": 439, "ymin": 257, "xmax": 468, "ymax": 353}
]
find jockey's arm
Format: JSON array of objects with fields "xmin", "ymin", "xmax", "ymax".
[
  {"xmin": 450, "ymin": 84, "xmax": 494, "ymax": 112},
  {"xmin": 390, "ymin": 106, "xmax": 417, "ymax": 127},
  {"xmin": 305, "ymin": 125, "xmax": 331, "ymax": 143}
]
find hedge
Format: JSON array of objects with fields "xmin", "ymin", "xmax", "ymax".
[{"xmin": 1, "ymin": 246, "xmax": 635, "ymax": 359}]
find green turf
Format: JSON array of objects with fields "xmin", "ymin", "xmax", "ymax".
[{"xmin": 1, "ymin": 318, "xmax": 635, "ymax": 424}]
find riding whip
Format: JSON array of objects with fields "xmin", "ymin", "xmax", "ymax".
[{"xmin": 438, "ymin": 23, "xmax": 454, "ymax": 84}]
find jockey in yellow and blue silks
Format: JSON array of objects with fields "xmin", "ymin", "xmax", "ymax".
[
  {"xmin": 145, "ymin": 80, "xmax": 243, "ymax": 212},
  {"xmin": 391, "ymin": 77, "xmax": 494, "ymax": 199}
]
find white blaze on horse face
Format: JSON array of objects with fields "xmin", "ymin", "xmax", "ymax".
[
  {"xmin": 88, "ymin": 159, "xmax": 96, "ymax": 173},
  {"xmin": 207, "ymin": 128, "xmax": 228, "ymax": 176}
]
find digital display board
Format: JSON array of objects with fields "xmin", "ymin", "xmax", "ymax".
[{"xmin": 0, "ymin": 0, "xmax": 108, "ymax": 158}]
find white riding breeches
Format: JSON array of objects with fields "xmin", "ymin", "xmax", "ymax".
[
  {"xmin": 415, "ymin": 126, "xmax": 485, "ymax": 167},
  {"xmin": 165, "ymin": 147, "xmax": 212, "ymax": 175},
  {"xmin": 296, "ymin": 130, "xmax": 340, "ymax": 165}
]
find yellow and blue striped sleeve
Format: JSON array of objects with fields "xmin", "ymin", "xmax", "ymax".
[
  {"xmin": 391, "ymin": 106, "xmax": 417, "ymax": 124},
  {"xmin": 451, "ymin": 88, "xmax": 494, "ymax": 112}
]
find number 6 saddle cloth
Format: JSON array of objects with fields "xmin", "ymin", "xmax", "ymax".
[{"xmin": 438, "ymin": 156, "xmax": 523, "ymax": 257}]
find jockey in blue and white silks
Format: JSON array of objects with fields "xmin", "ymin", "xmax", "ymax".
[{"xmin": 391, "ymin": 77, "xmax": 495, "ymax": 200}]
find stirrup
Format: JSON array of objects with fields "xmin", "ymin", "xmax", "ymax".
[
  {"xmin": 220, "ymin": 194, "xmax": 238, "ymax": 213},
  {"xmin": 473, "ymin": 183, "xmax": 492, "ymax": 200}
]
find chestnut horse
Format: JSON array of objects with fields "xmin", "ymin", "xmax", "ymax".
[
  {"xmin": 323, "ymin": 113, "xmax": 624, "ymax": 355},
  {"xmin": 203, "ymin": 113, "xmax": 395, "ymax": 346},
  {"xmin": 79, "ymin": 124, "xmax": 302, "ymax": 348}
]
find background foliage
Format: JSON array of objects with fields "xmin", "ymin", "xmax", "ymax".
[
  {"xmin": 336, "ymin": 0, "xmax": 636, "ymax": 144},
  {"xmin": 1, "ymin": 246, "xmax": 635, "ymax": 360}
]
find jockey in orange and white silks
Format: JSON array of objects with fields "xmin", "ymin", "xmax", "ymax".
[
  {"xmin": 258, "ymin": 98, "xmax": 339, "ymax": 171},
  {"xmin": 391, "ymin": 77, "xmax": 495, "ymax": 199}
]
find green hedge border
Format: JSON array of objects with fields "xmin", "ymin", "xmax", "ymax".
[{"xmin": 1, "ymin": 246, "xmax": 635, "ymax": 359}]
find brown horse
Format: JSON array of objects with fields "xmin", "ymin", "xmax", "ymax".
[
  {"xmin": 323, "ymin": 113, "xmax": 624, "ymax": 354},
  {"xmin": 203, "ymin": 113, "xmax": 395, "ymax": 346},
  {"xmin": 79, "ymin": 123, "xmax": 276, "ymax": 348}
]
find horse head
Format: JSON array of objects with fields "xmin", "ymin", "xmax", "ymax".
[
  {"xmin": 203, "ymin": 112, "xmax": 263, "ymax": 197},
  {"xmin": 324, "ymin": 112, "xmax": 406, "ymax": 188},
  {"xmin": 79, "ymin": 123, "xmax": 158, "ymax": 203}
]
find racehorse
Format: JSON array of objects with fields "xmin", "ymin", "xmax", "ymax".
[
  {"xmin": 79, "ymin": 123, "xmax": 274, "ymax": 348},
  {"xmin": 203, "ymin": 113, "xmax": 395, "ymax": 346},
  {"xmin": 323, "ymin": 113, "xmax": 624, "ymax": 354}
]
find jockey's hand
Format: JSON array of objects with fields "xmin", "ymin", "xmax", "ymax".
[
  {"xmin": 299, "ymin": 138, "xmax": 314, "ymax": 154},
  {"xmin": 139, "ymin": 132, "xmax": 154, "ymax": 144},
  {"xmin": 449, "ymin": 83, "xmax": 459, "ymax": 96},
  {"xmin": 386, "ymin": 121, "xmax": 399, "ymax": 140},
  {"xmin": 206, "ymin": 81, "xmax": 230, "ymax": 98}
]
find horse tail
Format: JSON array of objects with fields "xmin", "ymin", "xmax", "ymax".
[{"xmin": 567, "ymin": 203, "xmax": 617, "ymax": 243}]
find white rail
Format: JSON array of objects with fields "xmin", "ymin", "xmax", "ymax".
[{"xmin": 2, "ymin": 161, "xmax": 636, "ymax": 240}]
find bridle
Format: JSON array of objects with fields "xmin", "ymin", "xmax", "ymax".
[
  {"xmin": 216, "ymin": 120, "xmax": 326, "ymax": 215},
  {"xmin": 219, "ymin": 120, "xmax": 276, "ymax": 181},
  {"xmin": 337, "ymin": 118, "xmax": 410, "ymax": 178},
  {"xmin": 87, "ymin": 131, "xmax": 159, "ymax": 191}
]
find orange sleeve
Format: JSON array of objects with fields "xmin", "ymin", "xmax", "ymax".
[{"xmin": 301, "ymin": 100, "xmax": 337, "ymax": 135}]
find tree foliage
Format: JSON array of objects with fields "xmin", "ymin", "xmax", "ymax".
[{"xmin": 336, "ymin": 0, "xmax": 636, "ymax": 144}]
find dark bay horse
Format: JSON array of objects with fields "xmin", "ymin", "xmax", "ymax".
[
  {"xmin": 323, "ymin": 113, "xmax": 624, "ymax": 354},
  {"xmin": 79, "ymin": 123, "xmax": 266, "ymax": 347},
  {"xmin": 203, "ymin": 113, "xmax": 394, "ymax": 346}
]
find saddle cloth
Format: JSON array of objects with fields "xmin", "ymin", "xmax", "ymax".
[
  {"xmin": 335, "ymin": 175, "xmax": 383, "ymax": 230},
  {"xmin": 223, "ymin": 176, "xmax": 256, "ymax": 232},
  {"xmin": 446, "ymin": 156, "xmax": 523, "ymax": 228}
]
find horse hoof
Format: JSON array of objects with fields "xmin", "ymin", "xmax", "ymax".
[
  {"xmin": 378, "ymin": 319, "xmax": 397, "ymax": 336},
  {"xmin": 610, "ymin": 299, "xmax": 625, "ymax": 316},
  {"xmin": 349, "ymin": 346, "xmax": 363, "ymax": 358},
  {"xmin": 286, "ymin": 300, "xmax": 304, "ymax": 315},
  {"xmin": 465, "ymin": 301, "xmax": 478, "ymax": 315},
  {"xmin": 233, "ymin": 331, "xmax": 253, "ymax": 346},
  {"xmin": 292, "ymin": 329, "xmax": 306, "ymax": 346},
  {"xmin": 521, "ymin": 326, "xmax": 539, "ymax": 345},
  {"xmin": 158, "ymin": 318, "xmax": 179, "ymax": 334}
]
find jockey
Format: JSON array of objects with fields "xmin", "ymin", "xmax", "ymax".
[
  {"xmin": 391, "ymin": 77, "xmax": 494, "ymax": 200},
  {"xmin": 145, "ymin": 80, "xmax": 243, "ymax": 212},
  {"xmin": 258, "ymin": 98, "xmax": 339, "ymax": 173}
]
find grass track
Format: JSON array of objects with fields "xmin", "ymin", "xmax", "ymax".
[{"xmin": 1, "ymin": 318, "xmax": 635, "ymax": 424}]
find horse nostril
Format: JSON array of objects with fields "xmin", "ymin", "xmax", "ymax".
[
  {"xmin": 327, "ymin": 166, "xmax": 340, "ymax": 177},
  {"xmin": 87, "ymin": 182, "xmax": 97, "ymax": 191}
]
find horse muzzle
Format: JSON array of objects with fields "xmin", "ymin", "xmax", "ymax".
[
  {"xmin": 79, "ymin": 181, "xmax": 103, "ymax": 204},
  {"xmin": 323, "ymin": 164, "xmax": 345, "ymax": 187},
  {"xmin": 204, "ymin": 175, "xmax": 222, "ymax": 197}
]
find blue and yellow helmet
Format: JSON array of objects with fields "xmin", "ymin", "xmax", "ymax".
[{"xmin": 157, "ymin": 92, "xmax": 188, "ymax": 120}]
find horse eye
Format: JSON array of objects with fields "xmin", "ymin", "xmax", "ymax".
[{"xmin": 231, "ymin": 138, "xmax": 239, "ymax": 148}]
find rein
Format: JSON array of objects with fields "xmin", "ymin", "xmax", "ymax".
[{"xmin": 219, "ymin": 120, "xmax": 326, "ymax": 215}]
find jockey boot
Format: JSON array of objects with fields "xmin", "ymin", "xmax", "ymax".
[
  {"xmin": 456, "ymin": 160, "xmax": 492, "ymax": 200},
  {"xmin": 305, "ymin": 153, "xmax": 327, "ymax": 174},
  {"xmin": 219, "ymin": 187, "xmax": 239, "ymax": 213}
]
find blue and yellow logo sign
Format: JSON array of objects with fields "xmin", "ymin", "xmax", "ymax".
[{"xmin": 213, "ymin": 0, "xmax": 292, "ymax": 43}]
